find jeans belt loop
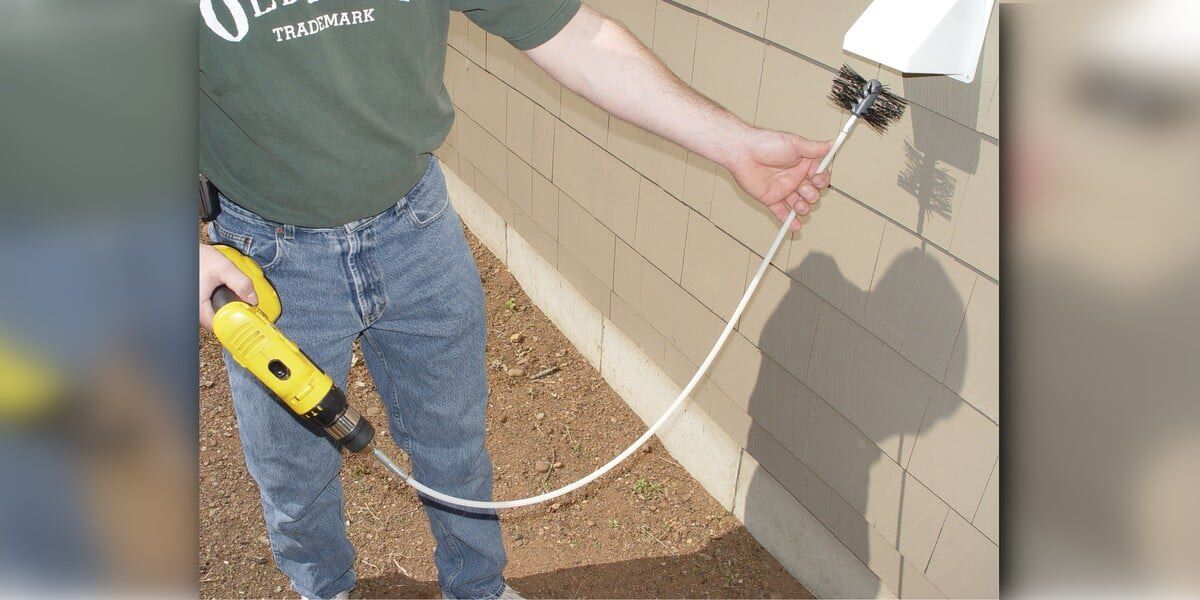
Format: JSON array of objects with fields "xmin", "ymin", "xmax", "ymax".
[{"xmin": 283, "ymin": 224, "xmax": 295, "ymax": 240}]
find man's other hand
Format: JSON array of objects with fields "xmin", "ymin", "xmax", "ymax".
[{"xmin": 199, "ymin": 244, "xmax": 257, "ymax": 331}]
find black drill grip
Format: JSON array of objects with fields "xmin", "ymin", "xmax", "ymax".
[{"xmin": 211, "ymin": 285, "xmax": 242, "ymax": 312}]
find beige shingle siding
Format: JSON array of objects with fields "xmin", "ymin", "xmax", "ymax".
[{"xmin": 444, "ymin": 3, "xmax": 999, "ymax": 596}]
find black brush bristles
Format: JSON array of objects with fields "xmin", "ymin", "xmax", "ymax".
[{"xmin": 828, "ymin": 64, "xmax": 908, "ymax": 133}]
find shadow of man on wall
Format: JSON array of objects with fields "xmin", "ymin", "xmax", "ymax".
[{"xmin": 738, "ymin": 245, "xmax": 969, "ymax": 597}]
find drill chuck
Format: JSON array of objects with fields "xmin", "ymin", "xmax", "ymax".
[{"xmin": 305, "ymin": 386, "xmax": 375, "ymax": 453}]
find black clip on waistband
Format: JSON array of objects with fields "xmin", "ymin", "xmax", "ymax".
[{"xmin": 199, "ymin": 174, "xmax": 222, "ymax": 223}]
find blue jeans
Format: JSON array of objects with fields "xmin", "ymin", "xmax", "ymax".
[{"xmin": 208, "ymin": 157, "xmax": 506, "ymax": 599}]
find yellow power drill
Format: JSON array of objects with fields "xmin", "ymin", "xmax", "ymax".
[{"xmin": 209, "ymin": 245, "xmax": 375, "ymax": 453}]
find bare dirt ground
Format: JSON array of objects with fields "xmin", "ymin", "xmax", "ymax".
[{"xmin": 199, "ymin": 229, "xmax": 811, "ymax": 599}]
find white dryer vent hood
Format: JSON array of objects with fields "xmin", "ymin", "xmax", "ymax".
[{"xmin": 843, "ymin": 0, "xmax": 996, "ymax": 83}]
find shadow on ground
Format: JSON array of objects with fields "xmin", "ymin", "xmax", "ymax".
[{"xmin": 356, "ymin": 527, "xmax": 811, "ymax": 599}]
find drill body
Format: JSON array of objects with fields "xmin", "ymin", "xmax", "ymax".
[{"xmin": 209, "ymin": 245, "xmax": 374, "ymax": 452}]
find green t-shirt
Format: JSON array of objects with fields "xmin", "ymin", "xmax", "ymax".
[{"xmin": 200, "ymin": 0, "xmax": 580, "ymax": 227}]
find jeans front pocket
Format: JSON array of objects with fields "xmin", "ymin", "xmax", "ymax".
[
  {"xmin": 209, "ymin": 209, "xmax": 284, "ymax": 272},
  {"xmin": 400, "ymin": 156, "xmax": 449, "ymax": 228}
]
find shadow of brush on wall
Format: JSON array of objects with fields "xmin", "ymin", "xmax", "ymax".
[
  {"xmin": 898, "ymin": 140, "xmax": 955, "ymax": 235},
  {"xmin": 900, "ymin": 69, "xmax": 988, "ymax": 238}
]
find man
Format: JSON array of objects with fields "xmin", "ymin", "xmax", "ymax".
[{"xmin": 198, "ymin": 1, "xmax": 830, "ymax": 598}]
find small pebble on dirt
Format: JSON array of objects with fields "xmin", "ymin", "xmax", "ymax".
[
  {"xmin": 506, "ymin": 367, "xmax": 525, "ymax": 377},
  {"xmin": 533, "ymin": 460, "xmax": 551, "ymax": 473},
  {"xmin": 535, "ymin": 412, "xmax": 545, "ymax": 420},
  {"xmin": 510, "ymin": 332, "xmax": 524, "ymax": 343}
]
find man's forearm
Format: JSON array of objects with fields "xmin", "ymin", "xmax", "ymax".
[
  {"xmin": 527, "ymin": 4, "xmax": 831, "ymax": 229},
  {"xmin": 525, "ymin": 5, "xmax": 750, "ymax": 170}
]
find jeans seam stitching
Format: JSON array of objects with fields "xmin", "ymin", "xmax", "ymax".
[
  {"xmin": 429, "ymin": 510, "xmax": 467, "ymax": 593},
  {"xmin": 361, "ymin": 230, "xmax": 387, "ymax": 326},
  {"xmin": 346, "ymin": 234, "xmax": 371, "ymax": 326},
  {"xmin": 362, "ymin": 331, "xmax": 412, "ymax": 453}
]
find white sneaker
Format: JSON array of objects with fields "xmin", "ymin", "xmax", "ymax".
[
  {"xmin": 497, "ymin": 585, "xmax": 524, "ymax": 599},
  {"xmin": 301, "ymin": 589, "xmax": 350, "ymax": 600},
  {"xmin": 441, "ymin": 584, "xmax": 524, "ymax": 599}
]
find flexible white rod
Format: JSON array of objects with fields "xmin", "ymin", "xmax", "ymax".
[{"xmin": 373, "ymin": 115, "xmax": 861, "ymax": 511}]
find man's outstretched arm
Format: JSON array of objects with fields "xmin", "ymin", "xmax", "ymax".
[{"xmin": 525, "ymin": 4, "xmax": 830, "ymax": 230}]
